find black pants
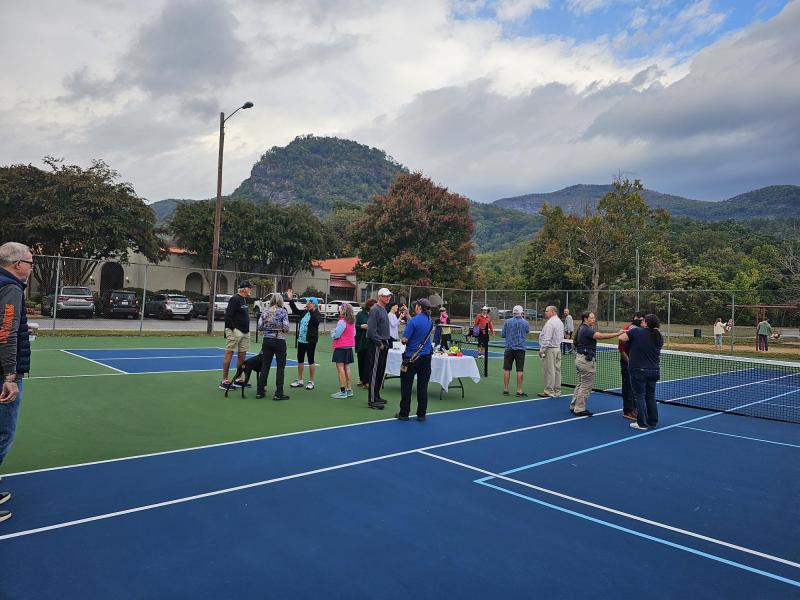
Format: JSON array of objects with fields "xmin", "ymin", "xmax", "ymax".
[
  {"xmin": 366, "ymin": 339, "xmax": 389, "ymax": 403},
  {"xmin": 258, "ymin": 337, "xmax": 287, "ymax": 396},
  {"xmin": 399, "ymin": 353, "xmax": 432, "ymax": 418},
  {"xmin": 357, "ymin": 348, "xmax": 370, "ymax": 384},
  {"xmin": 620, "ymin": 359, "xmax": 635, "ymax": 413}
]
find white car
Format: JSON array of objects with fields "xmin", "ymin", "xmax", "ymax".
[{"xmin": 324, "ymin": 300, "xmax": 361, "ymax": 320}]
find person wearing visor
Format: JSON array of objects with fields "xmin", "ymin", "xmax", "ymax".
[{"xmin": 288, "ymin": 291, "xmax": 321, "ymax": 390}]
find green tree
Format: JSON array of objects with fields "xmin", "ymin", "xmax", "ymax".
[
  {"xmin": 352, "ymin": 173, "xmax": 476, "ymax": 287},
  {"xmin": 0, "ymin": 157, "xmax": 161, "ymax": 287}
]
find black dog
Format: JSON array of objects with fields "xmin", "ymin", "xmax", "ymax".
[{"xmin": 224, "ymin": 353, "xmax": 264, "ymax": 398}]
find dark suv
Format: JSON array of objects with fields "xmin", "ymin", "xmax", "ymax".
[{"xmin": 96, "ymin": 290, "xmax": 140, "ymax": 319}]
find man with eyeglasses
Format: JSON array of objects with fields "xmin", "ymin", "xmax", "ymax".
[{"xmin": 0, "ymin": 242, "xmax": 34, "ymax": 523}]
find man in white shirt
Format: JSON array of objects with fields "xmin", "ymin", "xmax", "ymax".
[{"xmin": 538, "ymin": 305, "xmax": 564, "ymax": 397}]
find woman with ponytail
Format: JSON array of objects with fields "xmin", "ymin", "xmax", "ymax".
[{"xmin": 619, "ymin": 314, "xmax": 663, "ymax": 431}]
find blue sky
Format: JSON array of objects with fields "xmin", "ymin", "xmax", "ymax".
[{"xmin": 460, "ymin": 0, "xmax": 791, "ymax": 60}]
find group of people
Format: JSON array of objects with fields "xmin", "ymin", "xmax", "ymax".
[
  {"xmin": 220, "ymin": 286, "xmax": 436, "ymax": 419},
  {"xmin": 500, "ymin": 303, "xmax": 664, "ymax": 431}
]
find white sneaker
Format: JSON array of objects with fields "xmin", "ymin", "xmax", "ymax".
[
  {"xmin": 629, "ymin": 422, "xmax": 649, "ymax": 431},
  {"xmin": 305, "ymin": 382, "xmax": 315, "ymax": 390},
  {"xmin": 289, "ymin": 380, "xmax": 304, "ymax": 388}
]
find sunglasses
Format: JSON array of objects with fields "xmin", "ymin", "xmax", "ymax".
[{"xmin": 16, "ymin": 259, "xmax": 34, "ymax": 266}]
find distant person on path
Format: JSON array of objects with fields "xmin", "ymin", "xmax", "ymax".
[
  {"xmin": 571, "ymin": 311, "xmax": 623, "ymax": 417},
  {"xmin": 619, "ymin": 314, "xmax": 664, "ymax": 431},
  {"xmin": 220, "ymin": 280, "xmax": 252, "ymax": 390},
  {"xmin": 0, "ymin": 242, "xmax": 34, "ymax": 524},
  {"xmin": 366, "ymin": 288, "xmax": 392, "ymax": 409},
  {"xmin": 473, "ymin": 306, "xmax": 494, "ymax": 356},
  {"xmin": 713, "ymin": 317, "xmax": 726, "ymax": 349},
  {"xmin": 330, "ymin": 303, "xmax": 356, "ymax": 399},
  {"xmin": 537, "ymin": 305, "xmax": 564, "ymax": 398},
  {"xmin": 355, "ymin": 298, "xmax": 376, "ymax": 389},
  {"xmin": 256, "ymin": 293, "xmax": 290, "ymax": 401},
  {"xmin": 757, "ymin": 317, "xmax": 773, "ymax": 351},
  {"xmin": 502, "ymin": 306, "xmax": 530, "ymax": 397},
  {"xmin": 619, "ymin": 312, "xmax": 644, "ymax": 421},
  {"xmin": 562, "ymin": 308, "xmax": 574, "ymax": 353},
  {"xmin": 288, "ymin": 291, "xmax": 321, "ymax": 390},
  {"xmin": 396, "ymin": 299, "xmax": 435, "ymax": 422}
]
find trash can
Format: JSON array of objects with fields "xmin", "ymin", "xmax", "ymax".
[{"xmin": 693, "ymin": 328, "xmax": 702, "ymax": 338}]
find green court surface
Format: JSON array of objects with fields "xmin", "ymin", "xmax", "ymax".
[{"xmin": 4, "ymin": 335, "xmax": 550, "ymax": 473}]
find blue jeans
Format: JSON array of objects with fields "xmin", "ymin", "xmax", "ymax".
[
  {"xmin": 630, "ymin": 368, "xmax": 659, "ymax": 428},
  {"xmin": 0, "ymin": 379, "xmax": 22, "ymax": 468}
]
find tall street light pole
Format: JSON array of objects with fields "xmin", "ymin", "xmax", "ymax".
[
  {"xmin": 636, "ymin": 247, "xmax": 640, "ymax": 312},
  {"xmin": 207, "ymin": 101, "xmax": 254, "ymax": 335}
]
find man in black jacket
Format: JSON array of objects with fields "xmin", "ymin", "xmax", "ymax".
[
  {"xmin": 0, "ymin": 242, "xmax": 34, "ymax": 523},
  {"xmin": 220, "ymin": 280, "xmax": 252, "ymax": 390}
]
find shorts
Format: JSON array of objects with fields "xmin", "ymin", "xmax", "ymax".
[
  {"xmin": 297, "ymin": 340, "xmax": 317, "ymax": 365},
  {"xmin": 332, "ymin": 347, "xmax": 354, "ymax": 364},
  {"xmin": 503, "ymin": 349, "xmax": 526, "ymax": 372},
  {"xmin": 225, "ymin": 328, "xmax": 250, "ymax": 353}
]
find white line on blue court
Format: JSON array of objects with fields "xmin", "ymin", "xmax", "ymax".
[
  {"xmin": 418, "ymin": 450, "xmax": 800, "ymax": 571},
  {"xmin": 60, "ymin": 349, "xmax": 128, "ymax": 374},
  {"xmin": 476, "ymin": 387, "xmax": 800, "ymax": 481},
  {"xmin": 476, "ymin": 480, "xmax": 800, "ymax": 588},
  {"xmin": 677, "ymin": 425, "xmax": 800, "ymax": 449}
]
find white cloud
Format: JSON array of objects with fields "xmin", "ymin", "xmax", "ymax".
[
  {"xmin": 0, "ymin": 0, "xmax": 795, "ymax": 204},
  {"xmin": 495, "ymin": 0, "xmax": 550, "ymax": 21},
  {"xmin": 566, "ymin": 0, "xmax": 612, "ymax": 16}
]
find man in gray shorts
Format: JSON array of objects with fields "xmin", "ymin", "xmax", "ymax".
[{"xmin": 220, "ymin": 280, "xmax": 252, "ymax": 389}]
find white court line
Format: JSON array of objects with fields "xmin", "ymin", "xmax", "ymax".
[
  {"xmin": 677, "ymin": 426, "xmax": 800, "ymax": 449},
  {"xmin": 34, "ymin": 346, "xmax": 229, "ymax": 353},
  {"xmin": 3, "ymin": 394, "xmax": 575, "ymax": 477},
  {"xmin": 0, "ymin": 406, "xmax": 601, "ymax": 540},
  {"xmin": 60, "ymin": 350, "xmax": 127, "ymax": 374},
  {"xmin": 419, "ymin": 450, "xmax": 800, "ymax": 571},
  {"xmin": 88, "ymin": 354, "xmax": 230, "ymax": 360},
  {"xmin": 661, "ymin": 371, "xmax": 799, "ymax": 404}
]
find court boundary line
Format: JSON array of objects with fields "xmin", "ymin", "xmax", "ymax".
[
  {"xmin": 471, "ymin": 480, "xmax": 800, "ymax": 588},
  {"xmin": 676, "ymin": 425, "xmax": 800, "ymax": 449},
  {"xmin": 479, "ymin": 387, "xmax": 800, "ymax": 479},
  {"xmin": 419, "ymin": 450, "xmax": 800, "ymax": 572},
  {"xmin": 2, "ymin": 393, "xmax": 576, "ymax": 477},
  {"xmin": 0, "ymin": 406, "xmax": 610, "ymax": 541},
  {"xmin": 60, "ymin": 350, "xmax": 127, "ymax": 374}
]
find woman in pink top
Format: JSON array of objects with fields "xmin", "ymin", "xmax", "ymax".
[{"xmin": 330, "ymin": 303, "xmax": 356, "ymax": 398}]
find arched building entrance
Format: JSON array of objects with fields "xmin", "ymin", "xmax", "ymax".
[
  {"xmin": 185, "ymin": 272, "xmax": 204, "ymax": 295},
  {"xmin": 100, "ymin": 262, "xmax": 124, "ymax": 291}
]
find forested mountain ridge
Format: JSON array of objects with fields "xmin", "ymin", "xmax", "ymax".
[
  {"xmin": 493, "ymin": 184, "xmax": 800, "ymax": 220},
  {"xmin": 232, "ymin": 135, "xmax": 408, "ymax": 214}
]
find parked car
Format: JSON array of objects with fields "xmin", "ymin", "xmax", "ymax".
[
  {"xmin": 193, "ymin": 294, "xmax": 232, "ymax": 320},
  {"xmin": 42, "ymin": 286, "xmax": 95, "ymax": 318},
  {"xmin": 323, "ymin": 300, "xmax": 361, "ymax": 320},
  {"xmin": 497, "ymin": 309, "xmax": 513, "ymax": 319},
  {"xmin": 96, "ymin": 289, "xmax": 140, "ymax": 319},
  {"xmin": 254, "ymin": 295, "xmax": 322, "ymax": 322},
  {"xmin": 144, "ymin": 293, "xmax": 193, "ymax": 320}
]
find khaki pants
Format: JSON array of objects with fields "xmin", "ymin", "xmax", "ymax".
[
  {"xmin": 570, "ymin": 354, "xmax": 595, "ymax": 412},
  {"xmin": 541, "ymin": 347, "xmax": 561, "ymax": 396}
]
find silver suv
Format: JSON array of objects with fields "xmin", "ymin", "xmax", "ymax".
[
  {"xmin": 144, "ymin": 294, "xmax": 194, "ymax": 320},
  {"xmin": 42, "ymin": 286, "xmax": 95, "ymax": 318}
]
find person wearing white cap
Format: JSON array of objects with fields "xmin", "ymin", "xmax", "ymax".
[
  {"xmin": 501, "ymin": 306, "xmax": 530, "ymax": 396},
  {"xmin": 365, "ymin": 287, "xmax": 392, "ymax": 409}
]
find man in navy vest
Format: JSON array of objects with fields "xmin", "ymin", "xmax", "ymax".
[{"xmin": 0, "ymin": 242, "xmax": 34, "ymax": 523}]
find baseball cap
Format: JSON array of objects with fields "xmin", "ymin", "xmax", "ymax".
[
  {"xmin": 378, "ymin": 287, "xmax": 392, "ymax": 297},
  {"xmin": 238, "ymin": 280, "xmax": 252, "ymax": 289},
  {"xmin": 305, "ymin": 297, "xmax": 319, "ymax": 305},
  {"xmin": 415, "ymin": 298, "xmax": 432, "ymax": 308},
  {"xmin": 513, "ymin": 305, "xmax": 523, "ymax": 315}
]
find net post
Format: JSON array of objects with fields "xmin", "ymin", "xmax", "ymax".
[
  {"xmin": 730, "ymin": 292, "xmax": 735, "ymax": 352},
  {"xmin": 667, "ymin": 291, "xmax": 671, "ymax": 347},
  {"xmin": 470, "ymin": 290, "xmax": 474, "ymax": 323},
  {"xmin": 139, "ymin": 264, "xmax": 148, "ymax": 334},
  {"xmin": 51, "ymin": 255, "xmax": 61, "ymax": 333}
]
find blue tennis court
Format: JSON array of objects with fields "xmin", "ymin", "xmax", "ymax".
[
  {"xmin": 1, "ymin": 383, "xmax": 797, "ymax": 598},
  {"xmin": 63, "ymin": 347, "xmax": 299, "ymax": 374}
]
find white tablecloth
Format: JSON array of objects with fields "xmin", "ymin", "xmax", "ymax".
[{"xmin": 386, "ymin": 348, "xmax": 481, "ymax": 392}]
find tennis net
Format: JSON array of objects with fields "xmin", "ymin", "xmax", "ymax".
[{"xmin": 561, "ymin": 341, "xmax": 800, "ymax": 423}]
